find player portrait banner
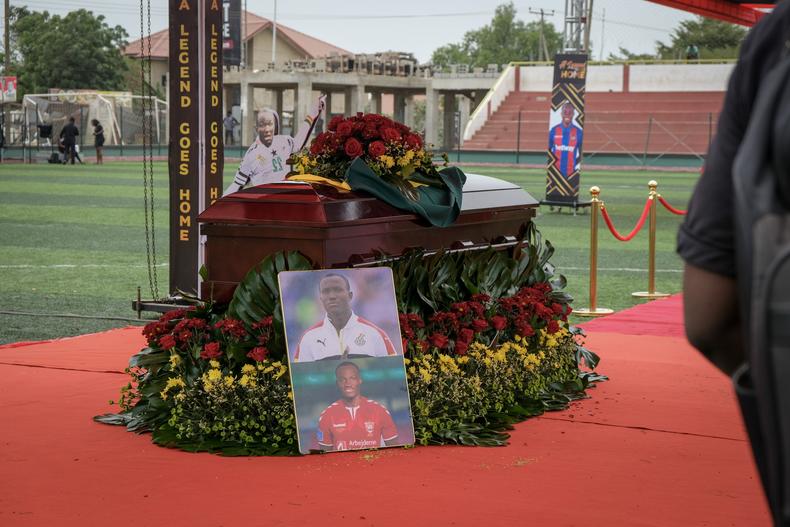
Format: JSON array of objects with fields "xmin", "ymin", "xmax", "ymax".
[
  {"xmin": 278, "ymin": 268, "xmax": 415, "ymax": 455},
  {"xmin": 205, "ymin": 0, "xmax": 224, "ymax": 208},
  {"xmin": 169, "ymin": 0, "xmax": 201, "ymax": 295},
  {"xmin": 545, "ymin": 53, "xmax": 588, "ymax": 205},
  {"xmin": 222, "ymin": 0, "xmax": 241, "ymax": 66}
]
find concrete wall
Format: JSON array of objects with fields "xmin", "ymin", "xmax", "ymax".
[
  {"xmin": 629, "ymin": 63, "xmax": 734, "ymax": 92},
  {"xmin": 250, "ymin": 28, "xmax": 306, "ymax": 70},
  {"xmin": 519, "ymin": 65, "xmax": 552, "ymax": 92},
  {"xmin": 587, "ymin": 64, "xmax": 623, "ymax": 92},
  {"xmin": 518, "ymin": 63, "xmax": 731, "ymax": 93}
]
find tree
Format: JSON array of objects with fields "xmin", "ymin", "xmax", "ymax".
[
  {"xmin": 430, "ymin": 3, "xmax": 563, "ymax": 70},
  {"xmin": 9, "ymin": 7, "xmax": 129, "ymax": 97},
  {"xmin": 656, "ymin": 16, "xmax": 747, "ymax": 60},
  {"xmin": 607, "ymin": 46, "xmax": 657, "ymax": 62}
]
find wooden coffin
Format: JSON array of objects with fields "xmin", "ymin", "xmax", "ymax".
[{"xmin": 197, "ymin": 174, "xmax": 539, "ymax": 300}]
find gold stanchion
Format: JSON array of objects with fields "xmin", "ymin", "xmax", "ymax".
[
  {"xmin": 574, "ymin": 186, "xmax": 613, "ymax": 317},
  {"xmin": 632, "ymin": 180, "xmax": 670, "ymax": 299}
]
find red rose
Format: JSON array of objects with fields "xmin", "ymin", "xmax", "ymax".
[
  {"xmin": 405, "ymin": 133, "xmax": 423, "ymax": 150},
  {"xmin": 246, "ymin": 346, "xmax": 268, "ymax": 362},
  {"xmin": 362, "ymin": 124, "xmax": 380, "ymax": 140},
  {"xmin": 471, "ymin": 318, "xmax": 489, "ymax": 331},
  {"xmin": 455, "ymin": 340, "xmax": 469, "ymax": 355},
  {"xmin": 429, "ymin": 333, "xmax": 449, "ymax": 349},
  {"xmin": 159, "ymin": 334, "xmax": 177, "ymax": 350},
  {"xmin": 344, "ymin": 138, "xmax": 363, "ymax": 158},
  {"xmin": 380, "ymin": 127, "xmax": 401, "ymax": 143},
  {"xmin": 310, "ymin": 132, "xmax": 329, "ymax": 155},
  {"xmin": 368, "ymin": 140, "xmax": 387, "ymax": 158},
  {"xmin": 327, "ymin": 115, "xmax": 344, "ymax": 131},
  {"xmin": 458, "ymin": 327, "xmax": 475, "ymax": 344},
  {"xmin": 200, "ymin": 341, "xmax": 223, "ymax": 360},
  {"xmin": 337, "ymin": 121, "xmax": 353, "ymax": 137},
  {"xmin": 519, "ymin": 325, "xmax": 535, "ymax": 338},
  {"xmin": 547, "ymin": 320, "xmax": 560, "ymax": 334},
  {"xmin": 490, "ymin": 316, "xmax": 507, "ymax": 331}
]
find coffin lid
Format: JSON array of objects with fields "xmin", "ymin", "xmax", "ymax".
[{"xmin": 198, "ymin": 173, "xmax": 538, "ymax": 227}]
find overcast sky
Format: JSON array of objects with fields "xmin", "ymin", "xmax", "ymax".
[{"xmin": 16, "ymin": 0, "xmax": 703, "ymax": 62}]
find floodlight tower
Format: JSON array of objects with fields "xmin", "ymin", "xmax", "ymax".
[{"xmin": 563, "ymin": 0, "xmax": 594, "ymax": 53}]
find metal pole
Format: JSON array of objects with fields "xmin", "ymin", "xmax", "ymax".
[
  {"xmin": 515, "ymin": 109, "xmax": 522, "ymax": 164},
  {"xmin": 707, "ymin": 112, "xmax": 713, "ymax": 151},
  {"xmin": 271, "ymin": 0, "xmax": 277, "ymax": 65},
  {"xmin": 583, "ymin": 0, "xmax": 593, "ymax": 53},
  {"xmin": 574, "ymin": 186, "xmax": 613, "ymax": 316},
  {"xmin": 119, "ymin": 107, "xmax": 124, "ymax": 157},
  {"xmin": 633, "ymin": 180, "xmax": 670, "ymax": 299},
  {"xmin": 239, "ymin": 109, "xmax": 244, "ymax": 157},
  {"xmin": 4, "ymin": 0, "xmax": 10, "ymax": 148},
  {"xmin": 642, "ymin": 116, "xmax": 653, "ymax": 167}
]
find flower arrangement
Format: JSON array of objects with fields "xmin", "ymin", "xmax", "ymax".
[
  {"xmin": 97, "ymin": 226, "xmax": 604, "ymax": 454},
  {"xmin": 290, "ymin": 113, "xmax": 448, "ymax": 198}
]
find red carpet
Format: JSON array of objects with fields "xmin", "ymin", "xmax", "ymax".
[{"xmin": 0, "ymin": 295, "xmax": 771, "ymax": 526}]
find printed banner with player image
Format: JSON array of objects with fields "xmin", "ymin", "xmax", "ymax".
[
  {"xmin": 278, "ymin": 267, "xmax": 415, "ymax": 454},
  {"xmin": 545, "ymin": 53, "xmax": 587, "ymax": 205}
]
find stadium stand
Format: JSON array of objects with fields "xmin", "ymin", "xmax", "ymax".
[{"xmin": 462, "ymin": 91, "xmax": 726, "ymax": 156}]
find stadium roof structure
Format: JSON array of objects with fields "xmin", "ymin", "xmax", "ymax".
[
  {"xmin": 124, "ymin": 10, "xmax": 352, "ymax": 60},
  {"xmin": 647, "ymin": 0, "xmax": 775, "ymax": 26}
]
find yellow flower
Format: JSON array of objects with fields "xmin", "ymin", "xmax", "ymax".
[
  {"xmin": 418, "ymin": 367, "xmax": 432, "ymax": 384},
  {"xmin": 166, "ymin": 377, "xmax": 186, "ymax": 389},
  {"xmin": 209, "ymin": 360, "xmax": 220, "ymax": 369},
  {"xmin": 288, "ymin": 390, "xmax": 294, "ymax": 400},
  {"xmin": 380, "ymin": 155, "xmax": 395, "ymax": 169},
  {"xmin": 456, "ymin": 356, "xmax": 470, "ymax": 365},
  {"xmin": 169, "ymin": 353, "xmax": 181, "ymax": 368},
  {"xmin": 207, "ymin": 369, "xmax": 222, "ymax": 382},
  {"xmin": 241, "ymin": 364, "xmax": 256, "ymax": 375},
  {"xmin": 274, "ymin": 364, "xmax": 288, "ymax": 380},
  {"xmin": 224, "ymin": 375, "xmax": 235, "ymax": 387},
  {"xmin": 239, "ymin": 374, "xmax": 251, "ymax": 387}
]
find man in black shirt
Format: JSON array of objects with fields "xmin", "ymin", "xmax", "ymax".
[
  {"xmin": 678, "ymin": 4, "xmax": 790, "ymax": 524},
  {"xmin": 59, "ymin": 117, "xmax": 81, "ymax": 165}
]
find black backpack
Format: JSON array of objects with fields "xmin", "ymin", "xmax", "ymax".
[{"xmin": 732, "ymin": 55, "xmax": 790, "ymax": 527}]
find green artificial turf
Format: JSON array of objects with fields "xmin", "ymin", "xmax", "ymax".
[{"xmin": 0, "ymin": 161, "xmax": 696, "ymax": 344}]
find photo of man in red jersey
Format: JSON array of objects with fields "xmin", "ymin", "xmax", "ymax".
[
  {"xmin": 316, "ymin": 361, "xmax": 399, "ymax": 451},
  {"xmin": 548, "ymin": 101, "xmax": 584, "ymax": 178}
]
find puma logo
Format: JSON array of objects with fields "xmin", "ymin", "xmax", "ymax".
[{"xmin": 317, "ymin": 338, "xmax": 326, "ymax": 347}]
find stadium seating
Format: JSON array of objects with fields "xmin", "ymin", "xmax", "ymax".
[{"xmin": 463, "ymin": 91, "xmax": 726, "ymax": 156}]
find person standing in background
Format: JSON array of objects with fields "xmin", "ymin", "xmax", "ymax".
[{"xmin": 91, "ymin": 119, "xmax": 105, "ymax": 165}]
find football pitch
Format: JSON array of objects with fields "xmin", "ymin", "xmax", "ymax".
[{"xmin": 0, "ymin": 161, "xmax": 697, "ymax": 344}]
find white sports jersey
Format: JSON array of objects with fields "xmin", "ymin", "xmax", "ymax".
[
  {"xmin": 224, "ymin": 135, "xmax": 295, "ymax": 195},
  {"xmin": 294, "ymin": 312, "xmax": 398, "ymax": 362}
]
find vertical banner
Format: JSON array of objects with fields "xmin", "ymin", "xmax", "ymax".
[
  {"xmin": 205, "ymin": 0, "xmax": 223, "ymax": 208},
  {"xmin": 545, "ymin": 54, "xmax": 587, "ymax": 205},
  {"xmin": 222, "ymin": 0, "xmax": 241, "ymax": 66},
  {"xmin": 1, "ymin": 77, "xmax": 18, "ymax": 102},
  {"xmin": 169, "ymin": 0, "xmax": 201, "ymax": 295}
]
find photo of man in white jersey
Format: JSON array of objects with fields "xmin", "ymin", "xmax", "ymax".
[
  {"xmin": 223, "ymin": 94, "xmax": 326, "ymax": 195},
  {"xmin": 294, "ymin": 273, "xmax": 398, "ymax": 362}
]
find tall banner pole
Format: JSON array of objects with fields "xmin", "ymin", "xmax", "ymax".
[
  {"xmin": 544, "ymin": 54, "xmax": 587, "ymax": 208},
  {"xmin": 169, "ymin": 0, "xmax": 201, "ymax": 296},
  {"xmin": 168, "ymin": 0, "xmax": 223, "ymax": 298},
  {"xmin": 203, "ymin": 0, "xmax": 224, "ymax": 298}
]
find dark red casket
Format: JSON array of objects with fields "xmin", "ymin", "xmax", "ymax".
[{"xmin": 197, "ymin": 174, "xmax": 539, "ymax": 300}]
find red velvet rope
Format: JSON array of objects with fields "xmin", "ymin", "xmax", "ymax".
[
  {"xmin": 599, "ymin": 198, "xmax": 652, "ymax": 242},
  {"xmin": 657, "ymin": 195, "xmax": 687, "ymax": 215}
]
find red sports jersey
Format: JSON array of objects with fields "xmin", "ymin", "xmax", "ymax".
[{"xmin": 317, "ymin": 396, "xmax": 398, "ymax": 451}]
